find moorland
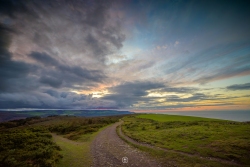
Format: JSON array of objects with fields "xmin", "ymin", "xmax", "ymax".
[
  {"xmin": 121, "ymin": 114, "xmax": 250, "ymax": 166},
  {"xmin": 0, "ymin": 113, "xmax": 249, "ymax": 167},
  {"xmin": 0, "ymin": 115, "xmax": 123, "ymax": 167}
]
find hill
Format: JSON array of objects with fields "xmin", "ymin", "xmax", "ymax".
[{"xmin": 0, "ymin": 109, "xmax": 134, "ymax": 122}]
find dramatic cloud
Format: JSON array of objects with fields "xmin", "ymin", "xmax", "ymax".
[
  {"xmin": 157, "ymin": 87, "xmax": 198, "ymax": 93},
  {"xmin": 102, "ymin": 81, "xmax": 165, "ymax": 107},
  {"xmin": 109, "ymin": 81, "xmax": 165, "ymax": 96},
  {"xmin": 0, "ymin": 23, "xmax": 38, "ymax": 92},
  {"xmin": 227, "ymin": 83, "xmax": 250, "ymax": 91},
  {"xmin": 29, "ymin": 51, "xmax": 106, "ymax": 84},
  {"xmin": 0, "ymin": 0, "xmax": 125, "ymax": 108},
  {"xmin": 166, "ymin": 93, "xmax": 211, "ymax": 103},
  {"xmin": 29, "ymin": 52, "xmax": 59, "ymax": 66},
  {"xmin": 0, "ymin": 90, "xmax": 115, "ymax": 109},
  {"xmin": 102, "ymin": 82, "xmax": 205, "ymax": 108},
  {"xmin": 0, "ymin": 0, "xmax": 250, "ymax": 110},
  {"xmin": 39, "ymin": 76, "xmax": 62, "ymax": 88}
]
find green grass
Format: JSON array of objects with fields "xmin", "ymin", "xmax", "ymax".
[
  {"xmin": 53, "ymin": 136, "xmax": 90, "ymax": 167},
  {"xmin": 52, "ymin": 125, "xmax": 109, "ymax": 167},
  {"xmin": 122, "ymin": 114, "xmax": 250, "ymax": 166},
  {"xmin": 137, "ymin": 114, "xmax": 221, "ymax": 122},
  {"xmin": 117, "ymin": 125, "xmax": 234, "ymax": 167}
]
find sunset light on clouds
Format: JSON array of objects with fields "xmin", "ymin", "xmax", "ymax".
[{"xmin": 0, "ymin": 0, "xmax": 250, "ymax": 111}]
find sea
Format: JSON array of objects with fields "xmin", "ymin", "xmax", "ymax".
[
  {"xmin": 135, "ymin": 110, "xmax": 250, "ymax": 122},
  {"xmin": 150, "ymin": 110, "xmax": 250, "ymax": 122}
]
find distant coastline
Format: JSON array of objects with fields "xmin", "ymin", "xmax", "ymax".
[{"xmin": 151, "ymin": 110, "xmax": 250, "ymax": 122}]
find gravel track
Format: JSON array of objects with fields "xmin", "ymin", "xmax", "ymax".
[{"xmin": 91, "ymin": 122, "xmax": 162, "ymax": 167}]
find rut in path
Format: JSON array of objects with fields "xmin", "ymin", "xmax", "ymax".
[{"xmin": 91, "ymin": 122, "xmax": 163, "ymax": 167}]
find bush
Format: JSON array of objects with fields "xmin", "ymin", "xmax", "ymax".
[
  {"xmin": 48, "ymin": 116, "xmax": 122, "ymax": 140},
  {"xmin": 0, "ymin": 128, "xmax": 62, "ymax": 167}
]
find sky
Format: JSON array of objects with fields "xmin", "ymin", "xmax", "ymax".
[{"xmin": 0, "ymin": 0, "xmax": 250, "ymax": 111}]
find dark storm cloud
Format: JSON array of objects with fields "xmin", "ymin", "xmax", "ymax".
[
  {"xmin": 29, "ymin": 52, "xmax": 59, "ymax": 66},
  {"xmin": 14, "ymin": 0, "xmax": 125, "ymax": 63},
  {"xmin": 29, "ymin": 51, "xmax": 106, "ymax": 83},
  {"xmin": 0, "ymin": 90, "xmax": 94, "ymax": 109},
  {"xmin": 59, "ymin": 66, "xmax": 105, "ymax": 82},
  {"xmin": 109, "ymin": 81, "xmax": 165, "ymax": 96},
  {"xmin": 166, "ymin": 93, "xmax": 208, "ymax": 102},
  {"xmin": 227, "ymin": 83, "xmax": 250, "ymax": 91},
  {"xmin": 158, "ymin": 86, "xmax": 198, "ymax": 93},
  {"xmin": 0, "ymin": 26, "xmax": 11, "ymax": 62},
  {"xmin": 0, "ymin": 0, "xmax": 125, "ymax": 109},
  {"xmin": 0, "ymin": 60, "xmax": 36, "ymax": 91},
  {"xmin": 102, "ymin": 81, "xmax": 204, "ymax": 107},
  {"xmin": 102, "ymin": 81, "xmax": 165, "ymax": 107},
  {"xmin": 1, "ymin": 0, "xmax": 125, "ymax": 63},
  {"xmin": 0, "ymin": 23, "xmax": 38, "ymax": 92},
  {"xmin": 0, "ymin": 1, "xmax": 38, "ymax": 93},
  {"xmin": 39, "ymin": 76, "xmax": 62, "ymax": 88},
  {"xmin": 0, "ymin": 0, "xmax": 34, "ymax": 18}
]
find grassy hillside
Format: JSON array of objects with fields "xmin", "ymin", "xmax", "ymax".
[
  {"xmin": 137, "ymin": 114, "xmax": 221, "ymax": 122},
  {"xmin": 122, "ymin": 114, "xmax": 250, "ymax": 166},
  {"xmin": 0, "ymin": 115, "xmax": 123, "ymax": 167}
]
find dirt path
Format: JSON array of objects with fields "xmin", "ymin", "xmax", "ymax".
[{"xmin": 91, "ymin": 122, "xmax": 162, "ymax": 167}]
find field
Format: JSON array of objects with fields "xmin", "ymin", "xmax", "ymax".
[
  {"xmin": 121, "ymin": 114, "xmax": 250, "ymax": 166},
  {"xmin": 0, "ymin": 115, "xmax": 123, "ymax": 167}
]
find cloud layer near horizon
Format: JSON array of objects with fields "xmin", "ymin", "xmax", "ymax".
[{"xmin": 0, "ymin": 0, "xmax": 250, "ymax": 110}]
